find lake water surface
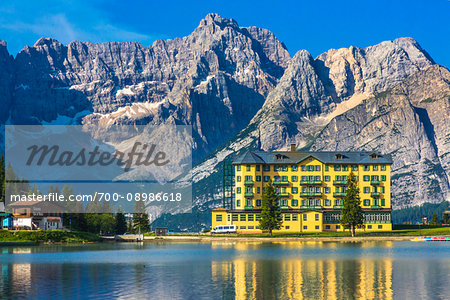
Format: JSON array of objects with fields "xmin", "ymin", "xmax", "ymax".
[{"xmin": 0, "ymin": 241, "xmax": 449, "ymax": 299}]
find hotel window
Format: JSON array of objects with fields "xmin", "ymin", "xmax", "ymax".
[
  {"xmin": 303, "ymin": 214, "xmax": 307, "ymax": 221},
  {"xmin": 325, "ymin": 200, "xmax": 331, "ymax": 206},
  {"xmin": 367, "ymin": 225, "xmax": 372, "ymax": 229},
  {"xmin": 216, "ymin": 215, "xmax": 222, "ymax": 221},
  {"xmin": 363, "ymin": 187, "xmax": 370, "ymax": 193},
  {"xmin": 372, "ymin": 186, "xmax": 377, "ymax": 193},
  {"xmin": 301, "ymin": 200, "xmax": 307, "ymax": 206},
  {"xmin": 378, "ymin": 225, "xmax": 382, "ymax": 229},
  {"xmin": 264, "ymin": 165, "xmax": 270, "ymax": 171},
  {"xmin": 274, "ymin": 165, "xmax": 280, "ymax": 171},
  {"xmin": 381, "ymin": 175, "xmax": 386, "ymax": 181},
  {"xmin": 381, "ymin": 199, "xmax": 385, "ymax": 206},
  {"xmin": 282, "ymin": 176, "xmax": 288, "ymax": 182},
  {"xmin": 380, "ymin": 186, "xmax": 385, "ymax": 193},
  {"xmin": 315, "ymin": 187, "xmax": 321, "ymax": 193},
  {"xmin": 363, "ymin": 175, "xmax": 370, "ymax": 181},
  {"xmin": 248, "ymin": 214, "xmax": 254, "ymax": 221},
  {"xmin": 256, "ymin": 165, "xmax": 260, "ymax": 171},
  {"xmin": 301, "ymin": 165, "xmax": 306, "ymax": 171},
  {"xmin": 292, "ymin": 165, "xmax": 298, "ymax": 171},
  {"xmin": 257, "ymin": 187, "xmax": 260, "ymax": 194},
  {"xmin": 373, "ymin": 165, "xmax": 378, "ymax": 171},
  {"xmin": 315, "ymin": 165, "xmax": 320, "ymax": 171},
  {"xmin": 291, "ymin": 176, "xmax": 298, "ymax": 182},
  {"xmin": 255, "ymin": 214, "xmax": 261, "ymax": 221},
  {"xmin": 285, "ymin": 214, "xmax": 291, "ymax": 221},
  {"xmin": 236, "ymin": 200, "xmax": 241, "ymax": 207},
  {"xmin": 240, "ymin": 214, "xmax": 246, "ymax": 221},
  {"xmin": 343, "ymin": 175, "xmax": 348, "ymax": 182},
  {"xmin": 248, "ymin": 226, "xmax": 254, "ymax": 229},
  {"xmin": 364, "ymin": 199, "xmax": 370, "ymax": 206},
  {"xmin": 285, "ymin": 226, "xmax": 290, "ymax": 230},
  {"xmin": 292, "ymin": 214, "xmax": 298, "ymax": 221},
  {"xmin": 256, "ymin": 200, "xmax": 261, "ymax": 206},
  {"xmin": 246, "ymin": 165, "xmax": 251, "ymax": 171},
  {"xmin": 245, "ymin": 175, "xmax": 252, "ymax": 182},
  {"xmin": 315, "ymin": 214, "xmax": 319, "ymax": 221},
  {"xmin": 274, "ymin": 175, "xmax": 280, "ymax": 182},
  {"xmin": 240, "ymin": 226, "xmax": 246, "ymax": 229},
  {"xmin": 336, "ymin": 225, "xmax": 340, "ymax": 229},
  {"xmin": 246, "ymin": 199, "xmax": 252, "ymax": 207},
  {"xmin": 263, "ymin": 176, "xmax": 270, "ymax": 182},
  {"xmin": 315, "ymin": 176, "xmax": 321, "ymax": 181},
  {"xmin": 381, "ymin": 165, "xmax": 386, "ymax": 171},
  {"xmin": 232, "ymin": 215, "xmax": 238, "ymax": 221},
  {"xmin": 236, "ymin": 165, "xmax": 241, "ymax": 171},
  {"xmin": 237, "ymin": 176, "xmax": 241, "ymax": 182},
  {"xmin": 303, "ymin": 226, "xmax": 307, "ymax": 230},
  {"xmin": 325, "ymin": 165, "xmax": 329, "ymax": 171},
  {"xmin": 256, "ymin": 176, "xmax": 261, "ymax": 182},
  {"xmin": 324, "ymin": 175, "xmax": 330, "ymax": 182},
  {"xmin": 291, "ymin": 187, "xmax": 298, "ymax": 194},
  {"xmin": 334, "ymin": 199, "xmax": 341, "ymax": 206},
  {"xmin": 308, "ymin": 165, "xmax": 314, "ymax": 171},
  {"xmin": 325, "ymin": 225, "xmax": 330, "ymax": 229},
  {"xmin": 373, "ymin": 199, "xmax": 379, "ymax": 206},
  {"xmin": 281, "ymin": 200, "xmax": 288, "ymax": 207},
  {"xmin": 291, "ymin": 200, "xmax": 298, "ymax": 206},
  {"xmin": 334, "ymin": 165, "xmax": 341, "ymax": 171},
  {"xmin": 236, "ymin": 187, "xmax": 241, "ymax": 194},
  {"xmin": 281, "ymin": 165, "xmax": 288, "ymax": 171},
  {"xmin": 301, "ymin": 176, "xmax": 306, "ymax": 181},
  {"xmin": 324, "ymin": 187, "xmax": 330, "ymax": 194},
  {"xmin": 308, "ymin": 175, "xmax": 314, "ymax": 181},
  {"xmin": 364, "ymin": 165, "xmax": 370, "ymax": 171},
  {"xmin": 315, "ymin": 226, "xmax": 319, "ymax": 229},
  {"xmin": 228, "ymin": 215, "xmax": 231, "ymax": 221},
  {"xmin": 342, "ymin": 165, "xmax": 348, "ymax": 171},
  {"xmin": 315, "ymin": 199, "xmax": 321, "ymax": 206},
  {"xmin": 352, "ymin": 165, "xmax": 358, "ymax": 171}
]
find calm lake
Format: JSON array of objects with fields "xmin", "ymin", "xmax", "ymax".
[{"xmin": 0, "ymin": 241, "xmax": 449, "ymax": 299}]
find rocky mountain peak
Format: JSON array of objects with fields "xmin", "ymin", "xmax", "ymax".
[{"xmin": 198, "ymin": 13, "xmax": 239, "ymax": 29}]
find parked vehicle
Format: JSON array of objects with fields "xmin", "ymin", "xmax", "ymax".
[{"xmin": 211, "ymin": 225, "xmax": 237, "ymax": 234}]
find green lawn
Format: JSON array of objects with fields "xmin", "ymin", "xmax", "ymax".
[{"xmin": 0, "ymin": 230, "xmax": 103, "ymax": 244}]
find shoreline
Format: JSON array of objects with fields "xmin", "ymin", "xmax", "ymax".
[{"xmin": 104, "ymin": 234, "xmax": 450, "ymax": 243}]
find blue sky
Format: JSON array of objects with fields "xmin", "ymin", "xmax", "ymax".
[{"xmin": 0, "ymin": 0, "xmax": 449, "ymax": 66}]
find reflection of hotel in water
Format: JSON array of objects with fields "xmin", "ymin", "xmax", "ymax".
[{"xmin": 210, "ymin": 241, "xmax": 394, "ymax": 299}]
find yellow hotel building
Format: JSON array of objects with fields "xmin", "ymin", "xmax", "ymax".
[{"xmin": 212, "ymin": 146, "xmax": 393, "ymax": 233}]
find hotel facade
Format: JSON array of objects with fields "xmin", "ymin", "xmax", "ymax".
[{"xmin": 212, "ymin": 146, "xmax": 393, "ymax": 233}]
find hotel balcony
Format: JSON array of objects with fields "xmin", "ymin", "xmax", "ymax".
[
  {"xmin": 333, "ymin": 205, "xmax": 344, "ymax": 209},
  {"xmin": 277, "ymin": 192, "xmax": 289, "ymax": 197},
  {"xmin": 244, "ymin": 191, "xmax": 254, "ymax": 197},
  {"xmin": 300, "ymin": 192, "xmax": 322, "ymax": 197},
  {"xmin": 333, "ymin": 192, "xmax": 346, "ymax": 197},
  {"xmin": 244, "ymin": 180, "xmax": 253, "ymax": 185},
  {"xmin": 273, "ymin": 180, "xmax": 289, "ymax": 185},
  {"xmin": 300, "ymin": 205, "xmax": 322, "ymax": 210},
  {"xmin": 333, "ymin": 180, "xmax": 347, "ymax": 185},
  {"xmin": 370, "ymin": 205, "xmax": 380, "ymax": 209},
  {"xmin": 371, "ymin": 192, "xmax": 380, "ymax": 197},
  {"xmin": 370, "ymin": 180, "xmax": 380, "ymax": 185},
  {"xmin": 300, "ymin": 180, "xmax": 322, "ymax": 185},
  {"xmin": 244, "ymin": 205, "xmax": 253, "ymax": 210}
]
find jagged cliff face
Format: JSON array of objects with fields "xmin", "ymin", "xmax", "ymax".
[
  {"xmin": 0, "ymin": 14, "xmax": 448, "ymax": 211},
  {"xmin": 7, "ymin": 13, "xmax": 290, "ymax": 160}
]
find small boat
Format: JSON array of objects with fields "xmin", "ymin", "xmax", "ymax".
[{"xmin": 410, "ymin": 236, "xmax": 450, "ymax": 242}]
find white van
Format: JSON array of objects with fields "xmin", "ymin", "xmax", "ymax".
[{"xmin": 211, "ymin": 225, "xmax": 237, "ymax": 234}]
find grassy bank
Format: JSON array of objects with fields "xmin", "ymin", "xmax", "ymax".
[{"xmin": 0, "ymin": 230, "xmax": 103, "ymax": 244}]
